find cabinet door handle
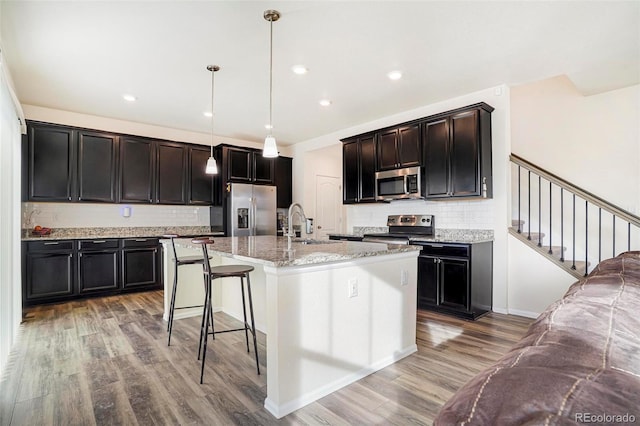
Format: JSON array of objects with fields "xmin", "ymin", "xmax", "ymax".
[
  {"xmin": 92, "ymin": 240, "xmax": 107, "ymax": 243},
  {"xmin": 135, "ymin": 239, "xmax": 148, "ymax": 242},
  {"xmin": 429, "ymin": 244, "xmax": 444, "ymax": 248},
  {"xmin": 44, "ymin": 242, "xmax": 59, "ymax": 245}
]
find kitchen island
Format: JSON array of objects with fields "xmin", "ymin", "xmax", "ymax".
[{"xmin": 161, "ymin": 236, "xmax": 420, "ymax": 418}]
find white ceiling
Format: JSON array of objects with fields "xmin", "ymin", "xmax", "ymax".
[{"xmin": 1, "ymin": 1, "xmax": 639, "ymax": 146}]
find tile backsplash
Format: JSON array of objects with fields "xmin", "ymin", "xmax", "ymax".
[
  {"xmin": 22, "ymin": 202, "xmax": 210, "ymax": 229},
  {"xmin": 346, "ymin": 198, "xmax": 494, "ymax": 230}
]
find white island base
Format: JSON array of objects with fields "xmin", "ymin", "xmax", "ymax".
[{"xmin": 161, "ymin": 238, "xmax": 419, "ymax": 419}]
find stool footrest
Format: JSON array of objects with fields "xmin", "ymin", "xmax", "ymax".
[
  {"xmin": 174, "ymin": 304, "xmax": 205, "ymax": 310},
  {"xmin": 207, "ymin": 326, "xmax": 252, "ymax": 335}
]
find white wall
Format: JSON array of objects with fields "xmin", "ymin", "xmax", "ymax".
[
  {"xmin": 0, "ymin": 45, "xmax": 23, "ymax": 378},
  {"xmin": 508, "ymin": 76, "xmax": 640, "ymax": 316},
  {"xmin": 511, "ymin": 76, "xmax": 640, "ymax": 213},
  {"xmin": 291, "ymin": 85, "xmax": 512, "ymax": 315}
]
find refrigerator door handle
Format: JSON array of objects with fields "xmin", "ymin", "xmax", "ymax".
[{"xmin": 250, "ymin": 197, "xmax": 256, "ymax": 236}]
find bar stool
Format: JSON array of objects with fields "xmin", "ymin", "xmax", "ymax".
[
  {"xmin": 191, "ymin": 237, "xmax": 260, "ymax": 384},
  {"xmin": 164, "ymin": 234, "xmax": 212, "ymax": 346}
]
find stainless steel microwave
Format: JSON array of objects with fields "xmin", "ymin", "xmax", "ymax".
[{"xmin": 375, "ymin": 166, "xmax": 422, "ymax": 201}]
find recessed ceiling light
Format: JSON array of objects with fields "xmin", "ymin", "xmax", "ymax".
[
  {"xmin": 292, "ymin": 65, "xmax": 308, "ymax": 75},
  {"xmin": 123, "ymin": 94, "xmax": 137, "ymax": 102},
  {"xmin": 265, "ymin": 124, "xmax": 273, "ymax": 130},
  {"xmin": 203, "ymin": 111, "xmax": 213, "ymax": 118},
  {"xmin": 319, "ymin": 99, "xmax": 332, "ymax": 107},
  {"xmin": 387, "ymin": 71, "xmax": 402, "ymax": 81}
]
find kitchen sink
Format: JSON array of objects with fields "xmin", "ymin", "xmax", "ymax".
[{"xmin": 293, "ymin": 238, "xmax": 338, "ymax": 245}]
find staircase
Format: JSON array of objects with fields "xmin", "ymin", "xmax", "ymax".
[{"xmin": 510, "ymin": 154, "xmax": 640, "ymax": 280}]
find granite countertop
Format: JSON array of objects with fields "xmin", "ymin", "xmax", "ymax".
[
  {"xmin": 22, "ymin": 226, "xmax": 223, "ymax": 241},
  {"xmin": 330, "ymin": 228, "xmax": 494, "ymax": 244},
  {"xmin": 170, "ymin": 236, "xmax": 420, "ymax": 268}
]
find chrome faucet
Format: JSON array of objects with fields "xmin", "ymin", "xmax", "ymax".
[{"xmin": 285, "ymin": 203, "xmax": 307, "ymax": 252}]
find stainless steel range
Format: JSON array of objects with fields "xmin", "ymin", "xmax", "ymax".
[{"xmin": 362, "ymin": 214, "xmax": 434, "ymax": 244}]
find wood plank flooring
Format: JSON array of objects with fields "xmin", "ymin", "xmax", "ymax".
[{"xmin": 0, "ymin": 291, "xmax": 533, "ymax": 425}]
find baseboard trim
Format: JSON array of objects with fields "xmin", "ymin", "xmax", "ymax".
[
  {"xmin": 507, "ymin": 308, "xmax": 540, "ymax": 319},
  {"xmin": 263, "ymin": 344, "xmax": 418, "ymax": 419}
]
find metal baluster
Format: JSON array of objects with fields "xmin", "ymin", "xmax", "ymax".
[
  {"xmin": 572, "ymin": 194, "xmax": 576, "ymax": 270},
  {"xmin": 527, "ymin": 171, "xmax": 531, "ymax": 240},
  {"xmin": 517, "ymin": 165, "xmax": 521, "ymax": 233},
  {"xmin": 612, "ymin": 216, "xmax": 616, "ymax": 258},
  {"xmin": 548, "ymin": 181, "xmax": 553, "ymax": 254},
  {"xmin": 585, "ymin": 200, "xmax": 589, "ymax": 276},
  {"xmin": 560, "ymin": 188, "xmax": 564, "ymax": 262},
  {"xmin": 598, "ymin": 208, "xmax": 601, "ymax": 263},
  {"xmin": 538, "ymin": 176, "xmax": 542, "ymax": 247}
]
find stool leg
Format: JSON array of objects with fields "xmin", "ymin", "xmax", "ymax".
[
  {"xmin": 200, "ymin": 274, "xmax": 213, "ymax": 384},
  {"xmin": 240, "ymin": 276, "xmax": 250, "ymax": 352},
  {"xmin": 198, "ymin": 271, "xmax": 210, "ymax": 360},
  {"xmin": 245, "ymin": 273, "xmax": 260, "ymax": 375},
  {"xmin": 167, "ymin": 261, "xmax": 179, "ymax": 345}
]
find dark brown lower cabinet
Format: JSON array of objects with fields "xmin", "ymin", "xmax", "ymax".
[
  {"xmin": 417, "ymin": 241, "xmax": 492, "ymax": 320},
  {"xmin": 23, "ymin": 238, "xmax": 162, "ymax": 306},
  {"xmin": 78, "ymin": 239, "xmax": 120, "ymax": 294},
  {"xmin": 23, "ymin": 240, "xmax": 76, "ymax": 302},
  {"xmin": 121, "ymin": 238, "xmax": 160, "ymax": 289}
]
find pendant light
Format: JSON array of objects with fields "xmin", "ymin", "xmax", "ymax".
[
  {"xmin": 205, "ymin": 65, "xmax": 219, "ymax": 174},
  {"xmin": 263, "ymin": 9, "xmax": 280, "ymax": 158}
]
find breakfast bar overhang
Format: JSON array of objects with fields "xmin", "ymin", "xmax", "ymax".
[{"xmin": 161, "ymin": 236, "xmax": 420, "ymax": 418}]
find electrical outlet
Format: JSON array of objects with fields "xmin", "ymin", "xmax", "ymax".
[
  {"xmin": 348, "ymin": 278, "xmax": 358, "ymax": 298},
  {"xmin": 401, "ymin": 270, "xmax": 408, "ymax": 286}
]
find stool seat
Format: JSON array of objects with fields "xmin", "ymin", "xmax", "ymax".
[
  {"xmin": 209, "ymin": 265, "xmax": 254, "ymax": 276},
  {"xmin": 175, "ymin": 255, "xmax": 210, "ymax": 265}
]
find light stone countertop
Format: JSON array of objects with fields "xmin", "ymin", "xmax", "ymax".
[
  {"xmin": 22, "ymin": 226, "xmax": 222, "ymax": 241},
  {"xmin": 330, "ymin": 228, "xmax": 494, "ymax": 244},
  {"xmin": 170, "ymin": 235, "xmax": 420, "ymax": 268}
]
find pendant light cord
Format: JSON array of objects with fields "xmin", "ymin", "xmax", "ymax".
[
  {"xmin": 268, "ymin": 17, "xmax": 273, "ymax": 134},
  {"xmin": 210, "ymin": 67, "xmax": 215, "ymax": 156}
]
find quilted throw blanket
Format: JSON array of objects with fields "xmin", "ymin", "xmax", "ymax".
[{"xmin": 434, "ymin": 252, "xmax": 640, "ymax": 425}]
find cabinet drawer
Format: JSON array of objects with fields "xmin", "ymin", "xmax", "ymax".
[
  {"xmin": 78, "ymin": 239, "xmax": 120, "ymax": 250},
  {"xmin": 26, "ymin": 240, "xmax": 75, "ymax": 252},
  {"xmin": 418, "ymin": 243, "xmax": 469, "ymax": 258},
  {"xmin": 122, "ymin": 238, "xmax": 159, "ymax": 248}
]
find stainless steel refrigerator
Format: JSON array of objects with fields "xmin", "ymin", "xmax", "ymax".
[{"xmin": 226, "ymin": 183, "xmax": 277, "ymax": 236}]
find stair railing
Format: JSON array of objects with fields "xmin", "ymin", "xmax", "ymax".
[{"xmin": 510, "ymin": 153, "xmax": 640, "ymax": 276}]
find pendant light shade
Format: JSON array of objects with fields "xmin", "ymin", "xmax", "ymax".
[
  {"xmin": 263, "ymin": 10, "xmax": 280, "ymax": 158},
  {"xmin": 205, "ymin": 155, "xmax": 218, "ymax": 174},
  {"xmin": 263, "ymin": 135, "xmax": 278, "ymax": 158},
  {"xmin": 205, "ymin": 65, "xmax": 220, "ymax": 175}
]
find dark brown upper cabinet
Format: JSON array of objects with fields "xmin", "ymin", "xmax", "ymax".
[
  {"xmin": 342, "ymin": 134, "xmax": 376, "ymax": 204},
  {"xmin": 119, "ymin": 136, "xmax": 155, "ymax": 203},
  {"xmin": 376, "ymin": 124, "xmax": 421, "ymax": 171},
  {"xmin": 423, "ymin": 103, "xmax": 493, "ymax": 199},
  {"xmin": 156, "ymin": 142, "xmax": 187, "ymax": 204},
  {"xmin": 77, "ymin": 130, "xmax": 118, "ymax": 202},
  {"xmin": 188, "ymin": 145, "xmax": 216, "ymax": 205},
  {"xmin": 274, "ymin": 156, "xmax": 293, "ymax": 208},
  {"xmin": 27, "ymin": 123, "xmax": 76, "ymax": 201},
  {"xmin": 221, "ymin": 145, "xmax": 274, "ymax": 185}
]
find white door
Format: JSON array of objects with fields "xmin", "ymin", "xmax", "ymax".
[{"xmin": 315, "ymin": 175, "xmax": 342, "ymax": 239}]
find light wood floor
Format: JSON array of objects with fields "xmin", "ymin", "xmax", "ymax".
[{"xmin": 0, "ymin": 290, "xmax": 533, "ymax": 425}]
